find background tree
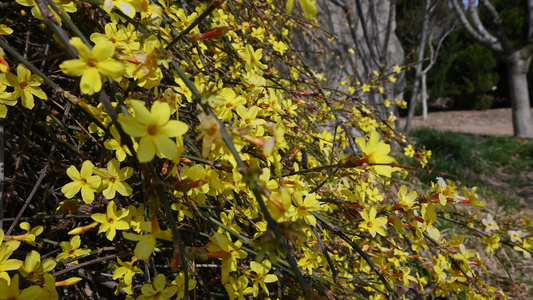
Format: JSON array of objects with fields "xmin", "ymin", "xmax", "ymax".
[
  {"xmin": 295, "ymin": 0, "xmax": 406, "ymax": 130},
  {"xmin": 450, "ymin": 0, "xmax": 533, "ymax": 138},
  {"xmin": 397, "ymin": 0, "xmax": 457, "ymax": 132}
]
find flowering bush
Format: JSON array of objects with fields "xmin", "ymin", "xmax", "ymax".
[{"xmin": 0, "ymin": 0, "xmax": 530, "ymax": 299}]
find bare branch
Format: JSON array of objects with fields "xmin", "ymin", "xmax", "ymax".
[
  {"xmin": 353, "ymin": 0, "xmax": 381, "ymax": 67},
  {"xmin": 529, "ymin": 0, "xmax": 533, "ymax": 40},
  {"xmin": 449, "ymin": 0, "xmax": 503, "ymax": 52},
  {"xmin": 381, "ymin": 0, "xmax": 396, "ymax": 64},
  {"xmin": 424, "ymin": 21, "xmax": 458, "ymax": 73},
  {"xmin": 478, "ymin": 0, "xmax": 513, "ymax": 52}
]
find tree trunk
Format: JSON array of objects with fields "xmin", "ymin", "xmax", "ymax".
[
  {"xmin": 421, "ymin": 71, "xmax": 428, "ymax": 120},
  {"xmin": 506, "ymin": 51, "xmax": 533, "ymax": 138},
  {"xmin": 404, "ymin": 0, "xmax": 431, "ymax": 133}
]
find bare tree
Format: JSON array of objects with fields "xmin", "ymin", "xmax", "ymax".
[
  {"xmin": 404, "ymin": 0, "xmax": 457, "ymax": 133},
  {"xmin": 450, "ymin": 0, "xmax": 533, "ymax": 138},
  {"xmin": 315, "ymin": 0, "xmax": 406, "ymax": 124},
  {"xmin": 404, "ymin": 0, "xmax": 432, "ymax": 133}
]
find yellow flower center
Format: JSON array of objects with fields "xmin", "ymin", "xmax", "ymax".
[
  {"xmin": 19, "ymin": 81, "xmax": 28, "ymax": 90},
  {"xmin": 87, "ymin": 57, "xmax": 98, "ymax": 68},
  {"xmin": 109, "ymin": 176, "xmax": 117, "ymax": 184},
  {"xmin": 108, "ymin": 217, "xmax": 115, "ymax": 224},
  {"xmin": 80, "ymin": 178, "xmax": 88, "ymax": 186},
  {"xmin": 205, "ymin": 122, "xmax": 220, "ymax": 137},
  {"xmin": 147, "ymin": 124, "xmax": 159, "ymax": 136},
  {"xmin": 28, "ymin": 271, "xmax": 38, "ymax": 281}
]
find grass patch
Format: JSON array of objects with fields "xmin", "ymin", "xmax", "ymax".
[{"xmin": 405, "ymin": 127, "xmax": 533, "ymax": 211}]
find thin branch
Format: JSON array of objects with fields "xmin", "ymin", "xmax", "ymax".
[{"xmin": 449, "ymin": 0, "xmax": 503, "ymax": 52}]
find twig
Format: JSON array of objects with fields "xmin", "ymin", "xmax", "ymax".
[{"xmin": 51, "ymin": 254, "xmax": 117, "ymax": 277}]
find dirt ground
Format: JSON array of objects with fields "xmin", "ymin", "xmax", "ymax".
[{"xmin": 400, "ymin": 108, "xmax": 533, "ymax": 136}]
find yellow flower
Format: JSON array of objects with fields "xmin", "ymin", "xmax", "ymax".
[
  {"xmin": 4, "ymin": 64, "xmax": 46, "ymax": 109},
  {"xmin": 171, "ymin": 202, "xmax": 193, "ymax": 221},
  {"xmin": 169, "ymin": 8, "xmax": 198, "ymax": 29},
  {"xmin": 393, "ymin": 65, "xmax": 402, "ymax": 73},
  {"xmin": 355, "ymin": 129, "xmax": 397, "ymax": 177},
  {"xmin": 482, "ymin": 214, "xmax": 499, "ymax": 232},
  {"xmin": 197, "ymin": 112, "xmax": 224, "ymax": 158},
  {"xmin": 61, "ymin": 160, "xmax": 101, "ymax": 204},
  {"xmin": 224, "ymin": 275, "xmax": 253, "ymax": 300},
  {"xmin": 215, "ymin": 88, "xmax": 246, "ymax": 121},
  {"xmin": 398, "ymin": 185, "xmax": 417, "ymax": 211},
  {"xmin": 39, "ymin": 274, "xmax": 59, "ymax": 299},
  {"xmin": 288, "ymin": 192, "xmax": 321, "ymax": 226},
  {"xmin": 123, "ymin": 204, "xmax": 147, "ymax": 233},
  {"xmin": 248, "ymin": 260, "xmax": 277, "ymax": 297},
  {"xmin": 91, "ymin": 201, "xmax": 130, "ymax": 241},
  {"xmin": 359, "ymin": 207, "xmax": 388, "ymax": 237},
  {"xmin": 0, "ymin": 274, "xmax": 41, "ymax": 300},
  {"xmin": 138, "ymin": 274, "xmax": 178, "ymax": 300},
  {"xmin": 206, "ymin": 232, "xmax": 247, "ymax": 284},
  {"xmin": 112, "ymin": 257, "xmax": 141, "ymax": 286},
  {"xmin": 0, "ymin": 82, "xmax": 17, "ymax": 118},
  {"xmin": 56, "ymin": 235, "xmax": 91, "ymax": 264},
  {"xmin": 404, "ymin": 144, "xmax": 415, "ymax": 157},
  {"xmin": 236, "ymin": 105, "xmax": 265, "ymax": 129},
  {"xmin": 93, "ymin": 158, "xmax": 133, "ymax": 199},
  {"xmin": 0, "ymin": 242, "xmax": 23, "ymax": 284},
  {"xmin": 4, "ymin": 222, "xmax": 43, "ymax": 246},
  {"xmin": 297, "ymin": 248, "xmax": 320, "ymax": 275},
  {"xmin": 272, "ymin": 40, "xmax": 289, "ymax": 55},
  {"xmin": 104, "ymin": 125, "xmax": 134, "ymax": 162},
  {"xmin": 122, "ymin": 217, "xmax": 172, "ymax": 260},
  {"xmin": 19, "ymin": 250, "xmax": 57, "ymax": 282},
  {"xmin": 239, "ymin": 45, "xmax": 267, "ymax": 72},
  {"xmin": 102, "ymin": 0, "xmax": 137, "ymax": 18},
  {"xmin": 59, "ymin": 37, "xmax": 124, "ymax": 95},
  {"xmin": 15, "ymin": 0, "xmax": 76, "ymax": 26},
  {"xmin": 119, "ymin": 100, "xmax": 188, "ymax": 162},
  {"xmin": 0, "ymin": 24, "xmax": 13, "ymax": 35},
  {"xmin": 171, "ymin": 271, "xmax": 197, "ymax": 300},
  {"xmin": 508, "ymin": 230, "xmax": 525, "ymax": 243},
  {"xmin": 482, "ymin": 234, "xmax": 500, "ymax": 254}
]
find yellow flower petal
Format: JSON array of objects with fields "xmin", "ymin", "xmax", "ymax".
[
  {"xmin": 129, "ymin": 100, "xmax": 151, "ymax": 124},
  {"xmin": 80, "ymin": 68, "xmax": 102, "ymax": 95},
  {"xmin": 138, "ymin": 136, "xmax": 157, "ymax": 162},
  {"xmin": 62, "ymin": 182, "xmax": 81, "ymax": 198},
  {"xmin": 59, "ymin": 59, "xmax": 87, "ymax": 77},
  {"xmin": 92, "ymin": 40, "xmax": 114, "ymax": 61},
  {"xmin": 70, "ymin": 37, "xmax": 92, "ymax": 61},
  {"xmin": 119, "ymin": 115, "xmax": 147, "ymax": 137},
  {"xmin": 97, "ymin": 60, "xmax": 124, "ymax": 82},
  {"xmin": 154, "ymin": 136, "xmax": 178, "ymax": 159},
  {"xmin": 150, "ymin": 101, "xmax": 170, "ymax": 126},
  {"xmin": 81, "ymin": 187, "xmax": 95, "ymax": 204},
  {"xmin": 66, "ymin": 165, "xmax": 81, "ymax": 180}
]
